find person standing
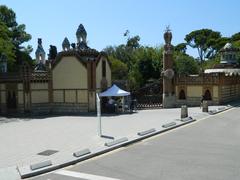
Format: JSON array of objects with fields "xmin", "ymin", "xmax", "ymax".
[{"xmin": 200, "ymin": 95, "xmax": 205, "ymax": 108}]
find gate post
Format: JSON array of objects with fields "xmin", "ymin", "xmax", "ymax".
[{"xmin": 162, "ymin": 27, "xmax": 176, "ymax": 108}]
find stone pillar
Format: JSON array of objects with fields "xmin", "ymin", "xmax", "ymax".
[
  {"xmin": 21, "ymin": 63, "xmax": 32, "ymax": 112},
  {"xmin": 162, "ymin": 27, "xmax": 176, "ymax": 108},
  {"xmin": 181, "ymin": 105, "xmax": 188, "ymax": 118},
  {"xmin": 202, "ymin": 100, "xmax": 208, "ymax": 112}
]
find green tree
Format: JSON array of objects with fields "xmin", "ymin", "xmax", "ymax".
[
  {"xmin": 231, "ymin": 32, "xmax": 240, "ymax": 48},
  {"xmin": 231, "ymin": 32, "xmax": 240, "ymax": 42},
  {"xmin": 230, "ymin": 32, "xmax": 240, "ymax": 63},
  {"xmin": 127, "ymin": 65, "xmax": 143, "ymax": 90},
  {"xmin": 174, "ymin": 53, "xmax": 199, "ymax": 75},
  {"xmin": 0, "ymin": 5, "xmax": 32, "ymax": 71},
  {"xmin": 185, "ymin": 29, "xmax": 222, "ymax": 68},
  {"xmin": 104, "ymin": 44, "xmax": 133, "ymax": 68},
  {"xmin": 0, "ymin": 6, "xmax": 31, "ymax": 48},
  {"xmin": 124, "ymin": 30, "xmax": 141, "ymax": 49},
  {"xmin": 214, "ymin": 37, "xmax": 230, "ymax": 50},
  {"xmin": 136, "ymin": 46, "xmax": 162, "ymax": 85},
  {"xmin": 108, "ymin": 55, "xmax": 128, "ymax": 80},
  {"xmin": 104, "ymin": 31, "xmax": 163, "ymax": 89},
  {"xmin": 175, "ymin": 43, "xmax": 187, "ymax": 54},
  {"xmin": 0, "ymin": 21, "xmax": 14, "ymax": 62},
  {"xmin": 202, "ymin": 55, "xmax": 221, "ymax": 70}
]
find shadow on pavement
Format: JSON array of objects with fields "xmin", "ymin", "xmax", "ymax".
[{"xmin": 0, "ymin": 111, "xmax": 139, "ymax": 123}]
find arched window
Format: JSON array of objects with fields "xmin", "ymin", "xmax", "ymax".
[
  {"xmin": 204, "ymin": 89, "xmax": 212, "ymax": 100},
  {"xmin": 179, "ymin": 89, "xmax": 186, "ymax": 100},
  {"xmin": 102, "ymin": 60, "xmax": 106, "ymax": 78}
]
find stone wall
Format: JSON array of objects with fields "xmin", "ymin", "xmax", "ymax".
[
  {"xmin": 51, "ymin": 103, "xmax": 88, "ymax": 114},
  {"xmin": 30, "ymin": 103, "xmax": 88, "ymax": 114},
  {"xmin": 52, "ymin": 89, "xmax": 88, "ymax": 103},
  {"xmin": 175, "ymin": 73, "xmax": 240, "ymax": 106},
  {"xmin": 220, "ymin": 84, "xmax": 240, "ymax": 103}
]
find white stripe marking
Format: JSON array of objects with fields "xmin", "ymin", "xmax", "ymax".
[{"xmin": 55, "ymin": 170, "xmax": 121, "ymax": 180}]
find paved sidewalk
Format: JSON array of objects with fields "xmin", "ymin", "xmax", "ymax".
[{"xmin": 0, "ymin": 105, "xmax": 228, "ymax": 179}]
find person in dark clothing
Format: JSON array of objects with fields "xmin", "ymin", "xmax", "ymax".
[{"xmin": 200, "ymin": 95, "xmax": 205, "ymax": 108}]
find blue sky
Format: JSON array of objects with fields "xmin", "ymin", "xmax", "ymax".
[{"xmin": 1, "ymin": 0, "xmax": 240, "ymax": 58}]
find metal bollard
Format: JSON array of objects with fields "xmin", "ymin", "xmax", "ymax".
[
  {"xmin": 202, "ymin": 100, "xmax": 208, "ymax": 112},
  {"xmin": 181, "ymin": 105, "xmax": 188, "ymax": 118}
]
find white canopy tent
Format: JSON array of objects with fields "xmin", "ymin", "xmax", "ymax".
[
  {"xmin": 99, "ymin": 84, "xmax": 130, "ymax": 97},
  {"xmin": 96, "ymin": 85, "xmax": 131, "ymax": 137}
]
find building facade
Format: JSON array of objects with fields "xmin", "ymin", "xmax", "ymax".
[
  {"xmin": 0, "ymin": 24, "xmax": 111, "ymax": 114},
  {"xmin": 162, "ymin": 29, "xmax": 240, "ymax": 107},
  {"xmin": 175, "ymin": 73, "xmax": 240, "ymax": 106}
]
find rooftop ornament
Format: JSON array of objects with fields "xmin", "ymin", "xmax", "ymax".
[
  {"xmin": 76, "ymin": 24, "xmax": 88, "ymax": 50},
  {"xmin": 62, "ymin": 37, "xmax": 70, "ymax": 51},
  {"xmin": 35, "ymin": 38, "xmax": 46, "ymax": 65},
  {"xmin": 164, "ymin": 25, "xmax": 172, "ymax": 45},
  {"xmin": 56, "ymin": 23, "xmax": 99, "ymax": 58},
  {"xmin": 35, "ymin": 38, "xmax": 45, "ymax": 55},
  {"xmin": 163, "ymin": 25, "xmax": 173, "ymax": 55}
]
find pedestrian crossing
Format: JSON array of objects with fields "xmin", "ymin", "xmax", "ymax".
[{"xmin": 54, "ymin": 170, "xmax": 121, "ymax": 180}]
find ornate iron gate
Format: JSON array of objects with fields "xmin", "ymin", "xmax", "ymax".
[{"xmin": 132, "ymin": 80, "xmax": 163, "ymax": 109}]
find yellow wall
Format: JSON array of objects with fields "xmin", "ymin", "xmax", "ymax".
[
  {"xmin": 31, "ymin": 91, "xmax": 49, "ymax": 103},
  {"xmin": 30, "ymin": 83, "xmax": 49, "ymax": 103},
  {"xmin": 0, "ymin": 84, "xmax": 5, "ymax": 90},
  {"xmin": 53, "ymin": 90, "xmax": 88, "ymax": 103},
  {"xmin": 213, "ymin": 86, "xmax": 218, "ymax": 98},
  {"xmin": 77, "ymin": 90, "xmax": 88, "ymax": 103},
  {"xmin": 187, "ymin": 86, "xmax": 202, "ymax": 97},
  {"xmin": 31, "ymin": 83, "xmax": 48, "ymax": 89},
  {"xmin": 1, "ymin": 91, "xmax": 6, "ymax": 103},
  {"xmin": 65, "ymin": 90, "xmax": 76, "ymax": 103},
  {"xmin": 18, "ymin": 83, "xmax": 23, "ymax": 90},
  {"xmin": 88, "ymin": 92, "xmax": 96, "ymax": 111},
  {"xmin": 53, "ymin": 90, "xmax": 64, "ymax": 102},
  {"xmin": 53, "ymin": 56, "xmax": 88, "ymax": 89},
  {"xmin": 18, "ymin": 91, "xmax": 24, "ymax": 104}
]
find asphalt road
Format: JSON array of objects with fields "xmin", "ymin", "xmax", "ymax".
[{"xmin": 31, "ymin": 107, "xmax": 240, "ymax": 180}]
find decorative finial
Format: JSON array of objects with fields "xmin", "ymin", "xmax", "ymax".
[
  {"xmin": 71, "ymin": 43, "xmax": 76, "ymax": 49},
  {"xmin": 76, "ymin": 24, "xmax": 87, "ymax": 44},
  {"xmin": 165, "ymin": 25, "xmax": 171, "ymax": 32},
  {"xmin": 62, "ymin": 37, "xmax": 70, "ymax": 51},
  {"xmin": 38, "ymin": 38, "xmax": 42, "ymax": 46},
  {"xmin": 164, "ymin": 25, "xmax": 172, "ymax": 45},
  {"xmin": 35, "ymin": 38, "xmax": 46, "ymax": 65}
]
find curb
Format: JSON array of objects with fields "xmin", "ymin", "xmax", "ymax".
[
  {"xmin": 208, "ymin": 105, "xmax": 232, "ymax": 115},
  {"xmin": 18, "ymin": 118, "xmax": 196, "ymax": 179}
]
